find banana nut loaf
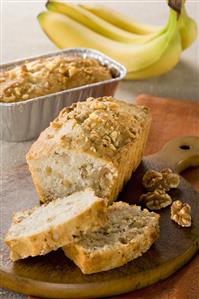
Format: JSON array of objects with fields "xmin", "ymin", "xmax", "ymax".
[
  {"xmin": 26, "ymin": 96, "xmax": 151, "ymax": 203},
  {"xmin": 0, "ymin": 55, "xmax": 112, "ymax": 103}
]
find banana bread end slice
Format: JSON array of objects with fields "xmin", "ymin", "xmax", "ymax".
[{"xmin": 63, "ymin": 202, "xmax": 159, "ymax": 274}]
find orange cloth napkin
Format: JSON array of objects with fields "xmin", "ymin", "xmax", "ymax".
[
  {"xmin": 28, "ymin": 95, "xmax": 199, "ymax": 299},
  {"xmin": 137, "ymin": 94, "xmax": 199, "ymax": 192}
]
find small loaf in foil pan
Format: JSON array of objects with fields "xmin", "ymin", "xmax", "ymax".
[{"xmin": 0, "ymin": 48, "xmax": 126, "ymax": 142}]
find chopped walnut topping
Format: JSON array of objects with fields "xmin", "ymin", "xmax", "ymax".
[
  {"xmin": 14, "ymin": 87, "xmax": 21, "ymax": 96},
  {"xmin": 68, "ymin": 66, "xmax": 78, "ymax": 77},
  {"xmin": 90, "ymin": 146, "xmax": 97, "ymax": 152},
  {"xmin": 171, "ymin": 200, "xmax": 191, "ymax": 227},
  {"xmin": 22, "ymin": 94, "xmax": 29, "ymax": 100},
  {"xmin": 140, "ymin": 189, "xmax": 172, "ymax": 210},
  {"xmin": 0, "ymin": 56, "xmax": 112, "ymax": 103},
  {"xmin": 57, "ymin": 96, "xmax": 147, "ymax": 158},
  {"xmin": 27, "ymin": 96, "xmax": 149, "ymax": 161},
  {"xmin": 142, "ymin": 168, "xmax": 180, "ymax": 191},
  {"xmin": 110, "ymin": 131, "xmax": 118, "ymax": 142}
]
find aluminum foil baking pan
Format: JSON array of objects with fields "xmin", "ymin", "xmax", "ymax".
[{"xmin": 0, "ymin": 48, "xmax": 126, "ymax": 142}]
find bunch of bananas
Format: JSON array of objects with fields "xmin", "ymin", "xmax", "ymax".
[{"xmin": 38, "ymin": 0, "xmax": 197, "ymax": 80}]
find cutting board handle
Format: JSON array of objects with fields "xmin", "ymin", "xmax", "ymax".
[{"xmin": 148, "ymin": 136, "xmax": 199, "ymax": 174}]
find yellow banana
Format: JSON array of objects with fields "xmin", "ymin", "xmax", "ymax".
[
  {"xmin": 38, "ymin": 9, "xmax": 179, "ymax": 77},
  {"xmin": 79, "ymin": 4, "xmax": 161, "ymax": 35},
  {"xmin": 126, "ymin": 30, "xmax": 181, "ymax": 79},
  {"xmin": 178, "ymin": 3, "xmax": 197, "ymax": 50},
  {"xmin": 46, "ymin": 0, "xmax": 163, "ymax": 44},
  {"xmin": 80, "ymin": 3, "xmax": 197, "ymax": 51}
]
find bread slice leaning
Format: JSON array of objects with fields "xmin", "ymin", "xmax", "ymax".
[
  {"xmin": 63, "ymin": 202, "xmax": 160, "ymax": 274},
  {"xmin": 5, "ymin": 190, "xmax": 107, "ymax": 261}
]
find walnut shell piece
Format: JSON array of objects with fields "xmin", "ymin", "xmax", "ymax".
[
  {"xmin": 171, "ymin": 200, "xmax": 191, "ymax": 227},
  {"xmin": 140, "ymin": 189, "xmax": 172, "ymax": 210}
]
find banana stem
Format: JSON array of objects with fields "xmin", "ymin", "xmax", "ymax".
[{"xmin": 168, "ymin": 0, "xmax": 182, "ymax": 15}]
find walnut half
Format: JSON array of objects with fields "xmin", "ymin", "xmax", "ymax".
[
  {"xmin": 171, "ymin": 200, "xmax": 191, "ymax": 227},
  {"xmin": 140, "ymin": 189, "xmax": 172, "ymax": 210},
  {"xmin": 142, "ymin": 170, "xmax": 163, "ymax": 190},
  {"xmin": 142, "ymin": 168, "xmax": 180, "ymax": 191},
  {"xmin": 161, "ymin": 168, "xmax": 180, "ymax": 191}
]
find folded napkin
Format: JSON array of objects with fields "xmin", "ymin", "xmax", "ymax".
[{"xmin": 28, "ymin": 95, "xmax": 199, "ymax": 299}]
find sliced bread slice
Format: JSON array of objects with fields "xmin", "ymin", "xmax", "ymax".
[
  {"xmin": 5, "ymin": 190, "xmax": 107, "ymax": 261},
  {"xmin": 62, "ymin": 202, "xmax": 159, "ymax": 274}
]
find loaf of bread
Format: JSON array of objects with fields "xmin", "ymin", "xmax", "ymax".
[
  {"xmin": 5, "ymin": 190, "xmax": 107, "ymax": 261},
  {"xmin": 63, "ymin": 202, "xmax": 160, "ymax": 274},
  {"xmin": 27, "ymin": 96, "xmax": 151, "ymax": 203},
  {"xmin": 0, "ymin": 55, "xmax": 112, "ymax": 103}
]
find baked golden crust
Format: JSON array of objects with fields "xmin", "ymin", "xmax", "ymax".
[
  {"xmin": 27, "ymin": 97, "xmax": 150, "ymax": 161},
  {"xmin": 0, "ymin": 56, "xmax": 112, "ymax": 103},
  {"xmin": 63, "ymin": 202, "xmax": 160, "ymax": 274},
  {"xmin": 26, "ymin": 97, "xmax": 151, "ymax": 203}
]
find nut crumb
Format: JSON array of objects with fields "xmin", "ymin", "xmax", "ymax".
[
  {"xmin": 68, "ymin": 66, "xmax": 77, "ymax": 77},
  {"xmin": 51, "ymin": 121, "xmax": 62, "ymax": 129},
  {"xmin": 171, "ymin": 200, "xmax": 191, "ymax": 227},
  {"xmin": 47, "ymin": 134, "xmax": 54, "ymax": 139},
  {"xmin": 14, "ymin": 87, "xmax": 21, "ymax": 96},
  {"xmin": 22, "ymin": 94, "xmax": 29, "ymax": 100}
]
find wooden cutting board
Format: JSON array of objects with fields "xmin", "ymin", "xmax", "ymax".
[{"xmin": 0, "ymin": 135, "xmax": 199, "ymax": 299}]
